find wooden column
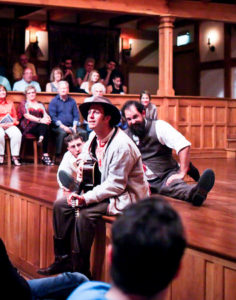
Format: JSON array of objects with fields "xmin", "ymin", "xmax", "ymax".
[{"xmin": 157, "ymin": 16, "xmax": 175, "ymax": 96}]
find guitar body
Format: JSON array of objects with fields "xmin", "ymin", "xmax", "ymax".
[
  {"xmin": 82, "ymin": 159, "xmax": 101, "ymax": 192},
  {"xmin": 58, "ymin": 159, "xmax": 101, "ymax": 194}
]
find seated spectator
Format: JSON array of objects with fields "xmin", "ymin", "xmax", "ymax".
[
  {"xmin": 0, "ymin": 238, "xmax": 88, "ymax": 299},
  {"xmin": 13, "ymin": 68, "xmax": 41, "ymax": 92},
  {"xmin": 46, "ymin": 67, "xmax": 64, "ymax": 92},
  {"xmin": 48, "ymin": 81, "xmax": 87, "ymax": 161},
  {"xmin": 76, "ymin": 57, "xmax": 95, "ymax": 87},
  {"xmin": 13, "ymin": 53, "xmax": 37, "ymax": 81},
  {"xmin": 80, "ymin": 70, "xmax": 101, "ymax": 94},
  {"xmin": 0, "ymin": 75, "xmax": 11, "ymax": 91},
  {"xmin": 140, "ymin": 89, "xmax": 158, "ymax": 120},
  {"xmin": 106, "ymin": 75, "xmax": 127, "ymax": 94},
  {"xmin": 68, "ymin": 196, "xmax": 186, "ymax": 300},
  {"xmin": 0, "ymin": 85, "xmax": 22, "ymax": 166},
  {"xmin": 60, "ymin": 56, "xmax": 78, "ymax": 92},
  {"xmin": 90, "ymin": 82, "xmax": 106, "ymax": 97},
  {"xmin": 99, "ymin": 59, "xmax": 122, "ymax": 86},
  {"xmin": 17, "ymin": 85, "xmax": 54, "ymax": 166}
]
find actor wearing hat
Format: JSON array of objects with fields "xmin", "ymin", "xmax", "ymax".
[{"xmin": 38, "ymin": 96, "xmax": 149, "ymax": 278}]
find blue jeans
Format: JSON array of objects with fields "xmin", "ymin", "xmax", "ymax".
[{"xmin": 28, "ymin": 272, "xmax": 88, "ymax": 299}]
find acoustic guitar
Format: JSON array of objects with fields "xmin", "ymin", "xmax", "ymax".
[{"xmin": 58, "ymin": 158, "xmax": 101, "ymax": 216}]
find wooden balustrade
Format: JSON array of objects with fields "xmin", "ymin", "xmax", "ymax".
[{"xmin": 8, "ymin": 91, "xmax": 236, "ymax": 158}]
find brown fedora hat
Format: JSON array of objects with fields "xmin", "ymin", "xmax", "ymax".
[{"xmin": 79, "ymin": 96, "xmax": 121, "ymax": 126}]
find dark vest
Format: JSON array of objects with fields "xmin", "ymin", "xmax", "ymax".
[{"xmin": 125, "ymin": 120, "xmax": 178, "ymax": 178}]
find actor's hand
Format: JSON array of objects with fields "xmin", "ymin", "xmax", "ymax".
[
  {"xmin": 166, "ymin": 173, "xmax": 185, "ymax": 186},
  {"xmin": 67, "ymin": 192, "xmax": 85, "ymax": 206}
]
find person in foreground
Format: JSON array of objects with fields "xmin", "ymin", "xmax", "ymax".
[
  {"xmin": 68, "ymin": 195, "xmax": 186, "ymax": 300},
  {"xmin": 122, "ymin": 101, "xmax": 215, "ymax": 206},
  {"xmin": 0, "ymin": 237, "xmax": 89, "ymax": 299},
  {"xmin": 38, "ymin": 96, "xmax": 149, "ymax": 278}
]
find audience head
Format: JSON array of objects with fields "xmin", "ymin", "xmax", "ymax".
[
  {"xmin": 19, "ymin": 54, "xmax": 29, "ymax": 68},
  {"xmin": 23, "ymin": 68, "xmax": 33, "ymax": 83},
  {"xmin": 106, "ymin": 59, "xmax": 117, "ymax": 71},
  {"xmin": 64, "ymin": 133, "xmax": 85, "ymax": 158},
  {"xmin": 110, "ymin": 196, "xmax": 186, "ymax": 298},
  {"xmin": 58, "ymin": 81, "xmax": 69, "ymax": 96},
  {"xmin": 112, "ymin": 75, "xmax": 122, "ymax": 87},
  {"xmin": 63, "ymin": 57, "xmax": 73, "ymax": 71},
  {"xmin": 91, "ymin": 83, "xmax": 106, "ymax": 97},
  {"xmin": 50, "ymin": 67, "xmax": 63, "ymax": 82},
  {"xmin": 0, "ymin": 84, "xmax": 7, "ymax": 100},
  {"xmin": 88, "ymin": 70, "xmax": 100, "ymax": 83},
  {"xmin": 140, "ymin": 90, "xmax": 151, "ymax": 108},
  {"xmin": 84, "ymin": 58, "xmax": 95, "ymax": 73},
  {"xmin": 25, "ymin": 85, "xmax": 37, "ymax": 101}
]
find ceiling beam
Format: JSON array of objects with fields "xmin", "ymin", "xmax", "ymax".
[
  {"xmin": 3, "ymin": 0, "xmax": 236, "ymax": 23},
  {"xmin": 109, "ymin": 15, "xmax": 141, "ymax": 27}
]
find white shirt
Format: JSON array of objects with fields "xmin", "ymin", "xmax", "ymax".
[{"xmin": 57, "ymin": 151, "xmax": 77, "ymax": 188}]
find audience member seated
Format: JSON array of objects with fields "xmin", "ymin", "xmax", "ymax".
[
  {"xmin": 0, "ymin": 85, "xmax": 22, "ymax": 166},
  {"xmin": 0, "ymin": 238, "xmax": 89, "ymax": 299},
  {"xmin": 106, "ymin": 74, "xmax": 127, "ymax": 94},
  {"xmin": 13, "ymin": 53, "xmax": 38, "ymax": 81},
  {"xmin": 99, "ymin": 59, "xmax": 123, "ymax": 86},
  {"xmin": 68, "ymin": 196, "xmax": 186, "ymax": 300},
  {"xmin": 60, "ymin": 56, "xmax": 78, "ymax": 92},
  {"xmin": 80, "ymin": 70, "xmax": 101, "ymax": 94},
  {"xmin": 91, "ymin": 82, "xmax": 106, "ymax": 97},
  {"xmin": 76, "ymin": 57, "xmax": 95, "ymax": 87},
  {"xmin": 49, "ymin": 81, "xmax": 87, "ymax": 161},
  {"xmin": 17, "ymin": 85, "xmax": 54, "ymax": 166},
  {"xmin": 46, "ymin": 67, "xmax": 64, "ymax": 92},
  {"xmin": 13, "ymin": 67, "xmax": 41, "ymax": 92},
  {"xmin": 0, "ymin": 75, "xmax": 11, "ymax": 91},
  {"xmin": 140, "ymin": 89, "xmax": 158, "ymax": 120}
]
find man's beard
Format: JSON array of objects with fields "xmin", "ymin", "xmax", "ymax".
[{"xmin": 129, "ymin": 120, "xmax": 146, "ymax": 137}]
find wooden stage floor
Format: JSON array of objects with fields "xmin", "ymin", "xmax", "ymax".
[{"xmin": 0, "ymin": 157, "xmax": 236, "ymax": 263}]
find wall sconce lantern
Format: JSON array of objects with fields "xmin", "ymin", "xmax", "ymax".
[
  {"xmin": 122, "ymin": 38, "xmax": 132, "ymax": 56},
  {"xmin": 207, "ymin": 37, "xmax": 215, "ymax": 52}
]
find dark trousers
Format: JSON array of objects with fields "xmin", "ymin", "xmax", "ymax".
[
  {"xmin": 28, "ymin": 123, "xmax": 49, "ymax": 153},
  {"xmin": 53, "ymin": 196, "xmax": 109, "ymax": 274},
  {"xmin": 149, "ymin": 169, "xmax": 197, "ymax": 202}
]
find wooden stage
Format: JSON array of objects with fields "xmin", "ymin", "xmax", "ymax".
[{"xmin": 0, "ymin": 158, "xmax": 236, "ymax": 299}]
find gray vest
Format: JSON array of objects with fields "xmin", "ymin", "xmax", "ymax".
[{"xmin": 125, "ymin": 120, "xmax": 178, "ymax": 178}]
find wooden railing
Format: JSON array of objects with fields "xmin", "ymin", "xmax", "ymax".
[{"xmin": 7, "ymin": 92, "xmax": 236, "ymax": 158}]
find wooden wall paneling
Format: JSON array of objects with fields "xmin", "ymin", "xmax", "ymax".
[
  {"xmin": 39, "ymin": 205, "xmax": 54, "ymax": 269},
  {"xmin": 0, "ymin": 189, "xmax": 6, "ymax": 238},
  {"xmin": 20, "ymin": 197, "xmax": 27, "ymax": 260},
  {"xmin": 205, "ymin": 262, "xmax": 224, "ymax": 300},
  {"xmin": 224, "ymin": 267, "xmax": 236, "ymax": 300},
  {"xmin": 27, "ymin": 200, "xmax": 40, "ymax": 267},
  {"xmin": 171, "ymin": 249, "xmax": 205, "ymax": 300}
]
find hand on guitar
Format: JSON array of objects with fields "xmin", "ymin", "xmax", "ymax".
[
  {"xmin": 76, "ymin": 160, "xmax": 84, "ymax": 182},
  {"xmin": 67, "ymin": 192, "xmax": 85, "ymax": 207}
]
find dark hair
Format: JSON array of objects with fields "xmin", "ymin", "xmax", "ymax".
[
  {"xmin": 107, "ymin": 58, "xmax": 117, "ymax": 65},
  {"xmin": 121, "ymin": 100, "xmax": 145, "ymax": 117},
  {"xmin": 140, "ymin": 90, "xmax": 151, "ymax": 101},
  {"xmin": 111, "ymin": 196, "xmax": 186, "ymax": 297},
  {"xmin": 64, "ymin": 133, "xmax": 85, "ymax": 145}
]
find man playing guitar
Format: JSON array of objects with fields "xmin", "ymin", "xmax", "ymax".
[{"xmin": 38, "ymin": 96, "xmax": 149, "ymax": 278}]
